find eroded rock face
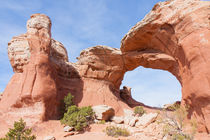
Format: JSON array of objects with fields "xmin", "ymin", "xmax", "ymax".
[
  {"xmin": 0, "ymin": 14, "xmax": 130, "ymax": 124},
  {"xmin": 0, "ymin": 0, "xmax": 209, "ymax": 134},
  {"xmin": 0, "ymin": 14, "xmax": 58, "ymax": 122},
  {"xmin": 121, "ymin": 0, "xmax": 210, "ymax": 133}
]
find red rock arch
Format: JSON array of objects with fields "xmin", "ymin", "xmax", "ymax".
[
  {"xmin": 0, "ymin": 0, "xmax": 209, "ymax": 134},
  {"xmin": 121, "ymin": 0, "xmax": 210, "ymax": 133}
]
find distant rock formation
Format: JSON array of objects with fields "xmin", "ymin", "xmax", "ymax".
[
  {"xmin": 120, "ymin": 86, "xmax": 142, "ymax": 107},
  {"xmin": 0, "ymin": 0, "xmax": 209, "ymax": 133}
]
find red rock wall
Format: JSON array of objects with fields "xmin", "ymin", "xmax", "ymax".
[{"xmin": 121, "ymin": 0, "xmax": 210, "ymax": 133}]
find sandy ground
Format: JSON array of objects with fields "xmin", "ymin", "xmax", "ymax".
[
  {"xmin": 1, "ymin": 119, "xmax": 210, "ymax": 140},
  {"xmin": 0, "ymin": 119, "xmax": 137, "ymax": 140},
  {"xmin": 0, "ymin": 107, "xmax": 210, "ymax": 140},
  {"xmin": 32, "ymin": 121, "xmax": 139, "ymax": 140}
]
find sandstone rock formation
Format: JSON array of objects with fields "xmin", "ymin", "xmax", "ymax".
[
  {"xmin": 0, "ymin": 14, "xmax": 58, "ymax": 122},
  {"xmin": 0, "ymin": 0, "xmax": 209, "ymax": 134},
  {"xmin": 0, "ymin": 14, "xmax": 130, "ymax": 124},
  {"xmin": 63, "ymin": 126, "xmax": 74, "ymax": 132},
  {"xmin": 119, "ymin": 86, "xmax": 141, "ymax": 106},
  {"xmin": 110, "ymin": 116, "xmax": 124, "ymax": 124},
  {"xmin": 135, "ymin": 113, "xmax": 158, "ymax": 128},
  {"xmin": 121, "ymin": 0, "xmax": 210, "ymax": 133}
]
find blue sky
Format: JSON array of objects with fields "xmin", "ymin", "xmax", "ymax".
[{"xmin": 0, "ymin": 0, "xmax": 181, "ymax": 107}]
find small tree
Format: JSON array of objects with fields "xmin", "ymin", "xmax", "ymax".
[
  {"xmin": 60, "ymin": 93, "xmax": 95, "ymax": 131},
  {"xmin": 0, "ymin": 118, "xmax": 36, "ymax": 140},
  {"xmin": 60, "ymin": 93, "xmax": 74, "ymax": 117},
  {"xmin": 134, "ymin": 106, "xmax": 146, "ymax": 116},
  {"xmin": 61, "ymin": 105, "xmax": 95, "ymax": 131},
  {"xmin": 63, "ymin": 93, "xmax": 74, "ymax": 111}
]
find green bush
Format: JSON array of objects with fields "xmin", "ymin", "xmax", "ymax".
[
  {"xmin": 61, "ymin": 105, "xmax": 94, "ymax": 131},
  {"xmin": 105, "ymin": 126, "xmax": 130, "ymax": 137},
  {"xmin": 166, "ymin": 102, "xmax": 181, "ymax": 111},
  {"xmin": 0, "ymin": 118, "xmax": 36, "ymax": 140},
  {"xmin": 134, "ymin": 106, "xmax": 146, "ymax": 116},
  {"xmin": 60, "ymin": 93, "xmax": 95, "ymax": 131},
  {"xmin": 171, "ymin": 133, "xmax": 192, "ymax": 140},
  {"xmin": 60, "ymin": 93, "xmax": 74, "ymax": 117},
  {"xmin": 98, "ymin": 120, "xmax": 106, "ymax": 124},
  {"xmin": 63, "ymin": 93, "xmax": 74, "ymax": 111}
]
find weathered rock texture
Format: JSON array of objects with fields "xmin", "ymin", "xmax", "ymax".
[
  {"xmin": 0, "ymin": 0, "xmax": 210, "ymax": 134},
  {"xmin": 121, "ymin": 0, "xmax": 210, "ymax": 133},
  {"xmin": 0, "ymin": 14, "xmax": 130, "ymax": 124},
  {"xmin": 92, "ymin": 105, "xmax": 115, "ymax": 121},
  {"xmin": 0, "ymin": 14, "xmax": 59, "ymax": 122}
]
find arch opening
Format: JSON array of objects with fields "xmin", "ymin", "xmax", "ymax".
[{"xmin": 120, "ymin": 66, "xmax": 181, "ymax": 108}]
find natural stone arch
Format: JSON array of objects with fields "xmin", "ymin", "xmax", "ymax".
[
  {"xmin": 121, "ymin": 0, "xmax": 210, "ymax": 133},
  {"xmin": 0, "ymin": 0, "xmax": 209, "ymax": 135}
]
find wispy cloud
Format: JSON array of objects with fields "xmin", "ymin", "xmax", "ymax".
[{"xmin": 0, "ymin": 0, "xmax": 42, "ymax": 12}]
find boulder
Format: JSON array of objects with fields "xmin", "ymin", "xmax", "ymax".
[
  {"xmin": 128, "ymin": 117, "xmax": 138, "ymax": 127},
  {"xmin": 92, "ymin": 105, "xmax": 115, "ymax": 121},
  {"xmin": 44, "ymin": 136, "xmax": 56, "ymax": 140},
  {"xmin": 111, "ymin": 116, "xmax": 124, "ymax": 124},
  {"xmin": 124, "ymin": 116, "xmax": 138, "ymax": 127},
  {"xmin": 123, "ymin": 109, "xmax": 134, "ymax": 117},
  {"xmin": 63, "ymin": 132, "xmax": 75, "ymax": 137},
  {"xmin": 135, "ymin": 113, "xmax": 158, "ymax": 128},
  {"xmin": 63, "ymin": 126, "xmax": 74, "ymax": 132}
]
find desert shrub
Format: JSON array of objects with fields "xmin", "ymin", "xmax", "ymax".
[
  {"xmin": 134, "ymin": 106, "xmax": 146, "ymax": 116},
  {"xmin": 98, "ymin": 120, "xmax": 106, "ymax": 124},
  {"xmin": 59, "ymin": 93, "xmax": 75, "ymax": 118},
  {"xmin": 63, "ymin": 93, "xmax": 74, "ymax": 111},
  {"xmin": 171, "ymin": 133, "xmax": 192, "ymax": 140},
  {"xmin": 61, "ymin": 93, "xmax": 95, "ymax": 131},
  {"xmin": 0, "ymin": 118, "xmax": 36, "ymax": 140},
  {"xmin": 162, "ymin": 105, "xmax": 196, "ymax": 140},
  {"xmin": 61, "ymin": 105, "xmax": 94, "ymax": 131},
  {"xmin": 105, "ymin": 126, "xmax": 130, "ymax": 137},
  {"xmin": 166, "ymin": 102, "xmax": 181, "ymax": 111}
]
